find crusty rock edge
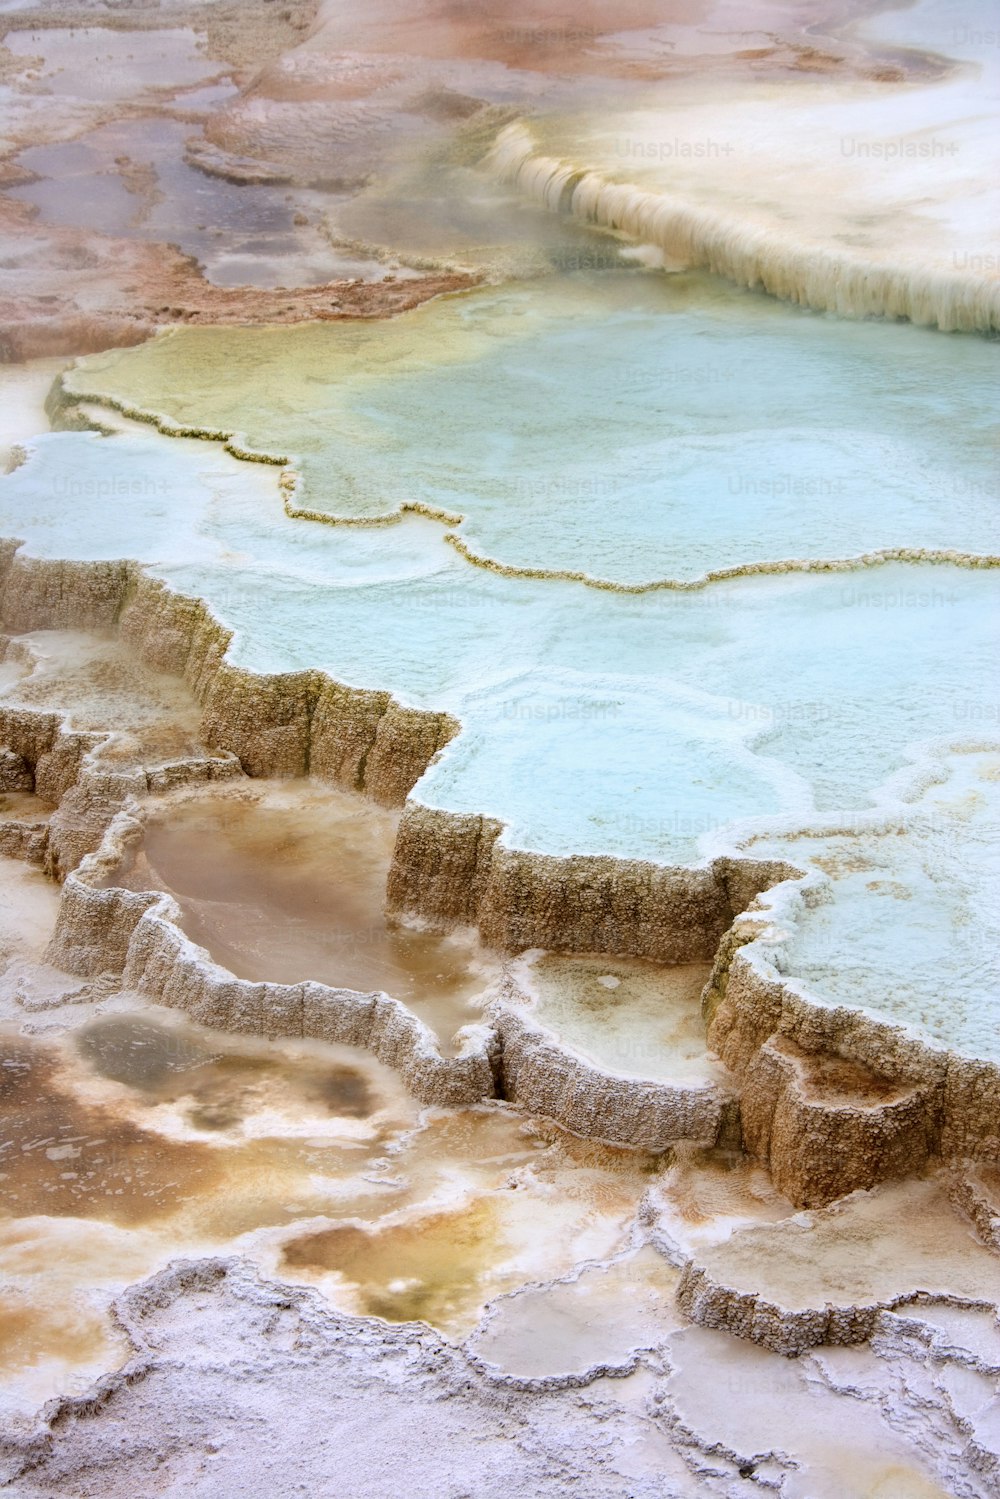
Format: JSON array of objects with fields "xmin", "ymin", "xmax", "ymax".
[
  {"xmin": 0, "ymin": 1251, "xmax": 675, "ymax": 1490},
  {"xmin": 489, "ymin": 122, "xmax": 1000, "ymax": 335},
  {"xmin": 53, "ymin": 370, "xmax": 1000, "ymax": 589},
  {"xmin": 704, "ymin": 879, "xmax": 1000, "ymax": 1183},
  {"xmin": 676, "ymin": 1246, "xmax": 1000, "ymax": 1357},
  {"xmin": 51, "ymin": 802, "xmax": 500, "ymax": 1108},
  {"xmin": 488, "ymin": 961, "xmax": 739, "ymax": 1152},
  {"xmin": 2, "ymin": 543, "xmax": 999, "ymax": 1197}
]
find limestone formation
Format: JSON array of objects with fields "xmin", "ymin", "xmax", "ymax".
[
  {"xmin": 706, "ymin": 900, "xmax": 1000, "ymax": 1193},
  {"xmin": 1, "ymin": 2, "xmax": 998, "ymax": 1492},
  {"xmin": 675, "ymin": 1178, "xmax": 1000, "ymax": 1355},
  {"xmin": 1, "ymin": 556, "xmax": 997, "ymax": 1186}
]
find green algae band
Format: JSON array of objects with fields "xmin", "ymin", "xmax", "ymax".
[{"xmin": 60, "ymin": 273, "xmax": 1000, "ymax": 587}]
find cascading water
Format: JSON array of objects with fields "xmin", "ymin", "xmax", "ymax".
[{"xmin": 487, "ymin": 1, "xmax": 1000, "ymax": 333}]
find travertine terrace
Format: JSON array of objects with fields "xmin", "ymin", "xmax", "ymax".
[{"xmin": 0, "ymin": 2, "xmax": 997, "ymax": 1496}]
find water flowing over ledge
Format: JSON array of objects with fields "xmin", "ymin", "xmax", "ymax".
[{"xmin": 489, "ymin": 123, "xmax": 1000, "ymax": 334}]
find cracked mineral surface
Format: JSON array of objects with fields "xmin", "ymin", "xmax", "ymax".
[{"xmin": 0, "ymin": 1, "xmax": 997, "ymax": 1495}]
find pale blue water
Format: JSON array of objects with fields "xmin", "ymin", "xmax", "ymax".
[
  {"xmin": 62, "ymin": 272, "xmax": 1000, "ymax": 583},
  {"xmin": 2, "ymin": 426, "xmax": 996, "ymax": 861},
  {"xmin": 3, "ymin": 268, "xmax": 994, "ymax": 861},
  {"xmin": 321, "ymin": 279, "xmax": 999, "ymax": 582}
]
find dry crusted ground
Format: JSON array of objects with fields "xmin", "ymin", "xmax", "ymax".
[{"xmin": 0, "ymin": 0, "xmax": 943, "ymax": 358}]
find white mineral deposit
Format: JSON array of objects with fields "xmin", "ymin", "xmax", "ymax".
[{"xmin": 0, "ymin": 3, "xmax": 996, "ymax": 1495}]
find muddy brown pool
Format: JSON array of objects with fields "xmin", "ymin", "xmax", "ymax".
[{"xmin": 109, "ymin": 780, "xmax": 499, "ymax": 1051}]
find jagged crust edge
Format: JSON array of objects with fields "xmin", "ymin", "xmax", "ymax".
[
  {"xmin": 52, "ymin": 374, "xmax": 1000, "ymax": 592},
  {"xmin": 489, "ymin": 966, "xmax": 737, "ymax": 1152},
  {"xmin": 703, "ymin": 898, "xmax": 1000, "ymax": 1177},
  {"xmin": 52, "ymin": 820, "xmax": 497, "ymax": 1109},
  {"xmin": 2, "ymin": 543, "xmax": 999, "ymax": 1189}
]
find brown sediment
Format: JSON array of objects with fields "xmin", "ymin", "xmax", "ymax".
[
  {"xmin": 0, "ymin": 195, "xmax": 478, "ymax": 361},
  {"xmin": 47, "ymin": 799, "xmax": 501, "ymax": 1106},
  {"xmin": 1, "ymin": 548, "xmax": 998, "ymax": 1190},
  {"xmin": 50, "ymin": 807, "xmax": 500, "ymax": 1107},
  {"xmin": 74, "ymin": 1011, "xmax": 375, "ymax": 1123},
  {"xmin": 280, "ymin": 1199, "xmax": 508, "ymax": 1326},
  {"xmin": 386, "ymin": 800, "xmax": 790, "ymax": 962},
  {"xmin": 0, "ymin": 1030, "xmax": 225, "ymax": 1227},
  {"xmin": 0, "ymin": 1293, "xmax": 118, "ymax": 1384},
  {"xmin": 0, "ymin": 1, "xmax": 320, "ymax": 76},
  {"xmin": 0, "ymin": 163, "xmax": 38, "ymax": 190},
  {"xmin": 275, "ymin": 1104, "xmax": 655, "ymax": 1335},
  {"xmin": 0, "ymin": 1015, "xmax": 423, "ymax": 1252}
]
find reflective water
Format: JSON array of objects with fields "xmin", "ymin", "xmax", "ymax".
[
  {"xmin": 110, "ymin": 781, "xmax": 499, "ymax": 1049},
  {"xmin": 11, "ymin": 118, "xmax": 412, "ymax": 289},
  {"xmin": 277, "ymin": 1106, "xmax": 659, "ymax": 1334},
  {"xmin": 0, "ymin": 1015, "xmax": 413, "ymax": 1230},
  {"xmin": 0, "ymin": 1010, "xmax": 659, "ymax": 1399}
]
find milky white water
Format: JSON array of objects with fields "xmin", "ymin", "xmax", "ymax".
[
  {"xmin": 2, "ymin": 282, "xmax": 997, "ymax": 869},
  {"xmin": 2, "ymin": 416, "xmax": 996, "ymax": 862},
  {"xmin": 0, "ymin": 358, "xmax": 71, "ymax": 467},
  {"xmin": 490, "ymin": 0, "xmax": 1000, "ymax": 331}
]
